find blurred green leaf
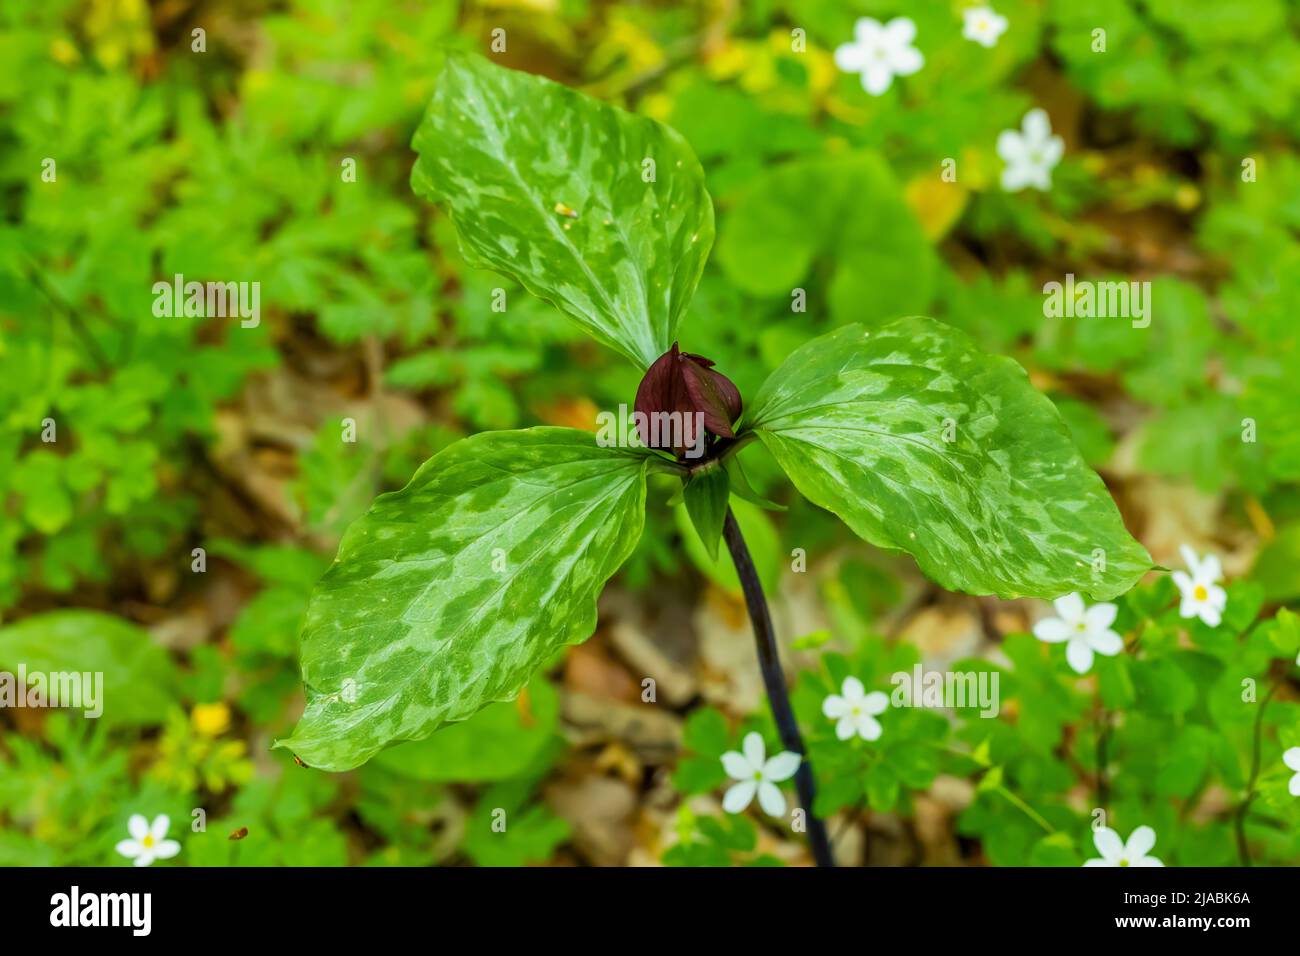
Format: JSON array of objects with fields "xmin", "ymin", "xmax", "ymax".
[{"xmin": 0, "ymin": 611, "xmax": 177, "ymax": 726}]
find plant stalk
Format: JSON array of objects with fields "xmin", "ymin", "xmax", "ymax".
[
  {"xmin": 721, "ymin": 507, "xmax": 834, "ymax": 867},
  {"xmin": 1235, "ymin": 679, "xmax": 1278, "ymax": 867},
  {"xmin": 1096, "ymin": 707, "xmax": 1110, "ymax": 812}
]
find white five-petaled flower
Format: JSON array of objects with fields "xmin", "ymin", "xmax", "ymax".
[
  {"xmin": 1172, "ymin": 544, "xmax": 1227, "ymax": 627},
  {"xmin": 834, "ymin": 17, "xmax": 924, "ymax": 96},
  {"xmin": 1084, "ymin": 825, "xmax": 1164, "ymax": 867},
  {"xmin": 115, "ymin": 814, "xmax": 180, "ymax": 867},
  {"xmin": 997, "ymin": 108, "xmax": 1064, "ymax": 192},
  {"xmin": 720, "ymin": 732, "xmax": 801, "ymax": 817},
  {"xmin": 1284, "ymin": 747, "xmax": 1300, "ymax": 797},
  {"xmin": 1033, "ymin": 592, "xmax": 1123, "ymax": 675},
  {"xmin": 822, "ymin": 677, "xmax": 889, "ymax": 741},
  {"xmin": 962, "ymin": 6, "xmax": 1008, "ymax": 47}
]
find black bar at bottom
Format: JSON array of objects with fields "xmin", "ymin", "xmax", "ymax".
[{"xmin": 0, "ymin": 865, "xmax": 1282, "ymax": 941}]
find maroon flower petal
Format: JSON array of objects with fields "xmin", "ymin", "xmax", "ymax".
[
  {"xmin": 680, "ymin": 351, "xmax": 716, "ymax": 368},
  {"xmin": 635, "ymin": 343, "xmax": 744, "ymax": 453},
  {"xmin": 635, "ymin": 343, "xmax": 692, "ymax": 449},
  {"xmin": 680, "ymin": 358, "xmax": 738, "ymax": 438},
  {"xmin": 704, "ymin": 367, "xmax": 742, "ymax": 425}
]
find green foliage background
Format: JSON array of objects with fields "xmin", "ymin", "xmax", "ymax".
[{"xmin": 2, "ymin": 0, "xmax": 1299, "ymax": 866}]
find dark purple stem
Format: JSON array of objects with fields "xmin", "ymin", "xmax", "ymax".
[{"xmin": 722, "ymin": 508, "xmax": 834, "ymax": 867}]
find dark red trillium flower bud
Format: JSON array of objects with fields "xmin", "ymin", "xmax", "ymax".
[{"xmin": 634, "ymin": 342, "xmax": 743, "ymax": 457}]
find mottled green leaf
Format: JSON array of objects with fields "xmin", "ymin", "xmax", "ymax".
[
  {"xmin": 0, "ymin": 611, "xmax": 178, "ymax": 726},
  {"xmin": 411, "ymin": 52, "xmax": 714, "ymax": 368},
  {"xmin": 746, "ymin": 318, "xmax": 1152, "ymax": 600},
  {"xmin": 278, "ymin": 428, "xmax": 651, "ymax": 771}
]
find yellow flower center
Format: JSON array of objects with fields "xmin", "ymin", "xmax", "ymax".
[
  {"xmin": 1194, "ymin": 585, "xmax": 1208, "ymax": 601},
  {"xmin": 142, "ymin": 835, "xmax": 155, "ymax": 849},
  {"xmin": 1119, "ymin": 858, "xmax": 1129, "ymax": 867}
]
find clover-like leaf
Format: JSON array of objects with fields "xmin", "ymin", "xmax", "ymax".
[
  {"xmin": 411, "ymin": 52, "xmax": 714, "ymax": 368},
  {"xmin": 746, "ymin": 318, "xmax": 1152, "ymax": 600},
  {"xmin": 715, "ymin": 153, "xmax": 935, "ymax": 326},
  {"xmin": 277, "ymin": 428, "xmax": 652, "ymax": 771}
]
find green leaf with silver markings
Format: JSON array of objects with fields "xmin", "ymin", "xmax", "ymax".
[
  {"xmin": 746, "ymin": 318, "xmax": 1152, "ymax": 600},
  {"xmin": 410, "ymin": 52, "xmax": 714, "ymax": 369},
  {"xmin": 277, "ymin": 428, "xmax": 651, "ymax": 771}
]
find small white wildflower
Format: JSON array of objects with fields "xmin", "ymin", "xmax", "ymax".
[
  {"xmin": 115, "ymin": 814, "xmax": 181, "ymax": 867},
  {"xmin": 962, "ymin": 6, "xmax": 1008, "ymax": 48},
  {"xmin": 997, "ymin": 108, "xmax": 1064, "ymax": 191},
  {"xmin": 720, "ymin": 732, "xmax": 801, "ymax": 817},
  {"xmin": 1033, "ymin": 592, "xmax": 1123, "ymax": 674},
  {"xmin": 1284, "ymin": 747, "xmax": 1300, "ymax": 797},
  {"xmin": 834, "ymin": 17, "xmax": 924, "ymax": 96},
  {"xmin": 1172, "ymin": 544, "xmax": 1227, "ymax": 627},
  {"xmin": 822, "ymin": 677, "xmax": 889, "ymax": 741},
  {"xmin": 1083, "ymin": 825, "xmax": 1164, "ymax": 867}
]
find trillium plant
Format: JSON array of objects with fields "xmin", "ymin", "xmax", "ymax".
[{"xmin": 279, "ymin": 53, "xmax": 1153, "ymax": 868}]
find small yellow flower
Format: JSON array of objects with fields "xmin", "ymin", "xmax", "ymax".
[
  {"xmin": 191, "ymin": 702, "xmax": 231, "ymax": 738},
  {"xmin": 49, "ymin": 38, "xmax": 81, "ymax": 65},
  {"xmin": 1174, "ymin": 183, "xmax": 1200, "ymax": 212}
]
